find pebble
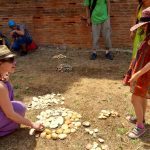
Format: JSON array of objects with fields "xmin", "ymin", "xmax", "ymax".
[
  {"xmin": 58, "ymin": 134, "xmax": 67, "ymax": 140},
  {"xmin": 29, "ymin": 128, "xmax": 36, "ymax": 136},
  {"xmin": 98, "ymin": 138, "xmax": 105, "ymax": 143},
  {"xmin": 86, "ymin": 143, "xmax": 93, "ymax": 150},
  {"xmin": 82, "ymin": 121, "xmax": 91, "ymax": 127},
  {"xmin": 101, "ymin": 144, "xmax": 109, "ymax": 150},
  {"xmin": 98, "ymin": 109, "xmax": 119, "ymax": 119}
]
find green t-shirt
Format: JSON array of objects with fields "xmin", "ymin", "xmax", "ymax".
[{"xmin": 84, "ymin": 0, "xmax": 108, "ymax": 24}]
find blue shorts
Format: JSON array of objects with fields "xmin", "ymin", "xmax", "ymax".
[{"xmin": 12, "ymin": 36, "xmax": 32, "ymax": 51}]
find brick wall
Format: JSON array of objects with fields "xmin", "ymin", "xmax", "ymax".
[{"xmin": 0, "ymin": 0, "xmax": 137, "ymax": 49}]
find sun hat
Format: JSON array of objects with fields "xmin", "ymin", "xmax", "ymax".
[
  {"xmin": 8, "ymin": 20, "xmax": 16, "ymax": 28},
  {"xmin": 0, "ymin": 45, "xmax": 16, "ymax": 60},
  {"xmin": 130, "ymin": 7, "xmax": 150, "ymax": 31}
]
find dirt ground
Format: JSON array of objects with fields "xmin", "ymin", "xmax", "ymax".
[{"xmin": 0, "ymin": 47, "xmax": 150, "ymax": 150}]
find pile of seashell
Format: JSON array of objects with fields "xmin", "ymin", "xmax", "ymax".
[
  {"xmin": 27, "ymin": 93, "xmax": 65, "ymax": 110},
  {"xmin": 30, "ymin": 107, "xmax": 82, "ymax": 140},
  {"xmin": 86, "ymin": 142, "xmax": 109, "ymax": 150},
  {"xmin": 86, "ymin": 141, "xmax": 109, "ymax": 150},
  {"xmin": 98, "ymin": 110, "xmax": 119, "ymax": 119},
  {"xmin": 85, "ymin": 128, "xmax": 99, "ymax": 138},
  {"xmin": 57, "ymin": 64, "xmax": 73, "ymax": 72},
  {"xmin": 52, "ymin": 54, "xmax": 67, "ymax": 59}
]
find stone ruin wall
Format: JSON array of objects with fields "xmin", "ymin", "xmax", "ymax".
[{"xmin": 0, "ymin": 0, "xmax": 137, "ymax": 49}]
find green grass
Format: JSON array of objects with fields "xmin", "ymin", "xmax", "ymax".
[{"xmin": 116, "ymin": 127, "xmax": 128, "ymax": 135}]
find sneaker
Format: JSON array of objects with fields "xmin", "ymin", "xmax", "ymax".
[
  {"xmin": 105, "ymin": 52, "xmax": 113, "ymax": 60},
  {"xmin": 90, "ymin": 53, "xmax": 97, "ymax": 60},
  {"xmin": 128, "ymin": 126, "xmax": 146, "ymax": 139}
]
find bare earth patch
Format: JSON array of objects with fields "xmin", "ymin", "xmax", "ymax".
[{"xmin": 0, "ymin": 47, "xmax": 150, "ymax": 150}]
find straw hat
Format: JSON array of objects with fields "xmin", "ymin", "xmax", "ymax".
[
  {"xmin": 0, "ymin": 45, "xmax": 16, "ymax": 60},
  {"xmin": 130, "ymin": 7, "xmax": 150, "ymax": 31}
]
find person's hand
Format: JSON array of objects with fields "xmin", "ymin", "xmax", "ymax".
[
  {"xmin": 86, "ymin": 18, "xmax": 91, "ymax": 26},
  {"xmin": 31, "ymin": 122, "xmax": 44, "ymax": 130},
  {"xmin": 148, "ymin": 40, "xmax": 150, "ymax": 46},
  {"xmin": 130, "ymin": 31, "xmax": 135, "ymax": 40},
  {"xmin": 129, "ymin": 72, "xmax": 140, "ymax": 84}
]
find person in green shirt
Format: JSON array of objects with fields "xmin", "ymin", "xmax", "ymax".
[{"xmin": 84, "ymin": 0, "xmax": 113, "ymax": 60}]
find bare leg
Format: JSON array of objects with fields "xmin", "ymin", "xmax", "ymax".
[
  {"xmin": 131, "ymin": 94, "xmax": 145, "ymax": 126},
  {"xmin": 143, "ymin": 98, "xmax": 147, "ymax": 119}
]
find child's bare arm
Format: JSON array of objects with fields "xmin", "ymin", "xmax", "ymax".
[{"xmin": 129, "ymin": 62, "xmax": 150, "ymax": 83}]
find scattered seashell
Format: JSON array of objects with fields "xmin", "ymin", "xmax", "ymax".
[
  {"xmin": 93, "ymin": 133, "xmax": 97, "ymax": 138},
  {"xmin": 101, "ymin": 144, "xmax": 109, "ymax": 150},
  {"xmin": 86, "ymin": 143, "xmax": 93, "ymax": 150},
  {"xmin": 46, "ymin": 134, "xmax": 51, "ymax": 139},
  {"xmin": 51, "ymin": 133, "xmax": 58, "ymax": 140},
  {"xmin": 35, "ymin": 134, "xmax": 40, "ymax": 138},
  {"xmin": 44, "ymin": 129, "xmax": 51, "ymax": 135},
  {"xmin": 56, "ymin": 128, "xmax": 63, "ymax": 134},
  {"xmin": 40, "ymin": 132, "xmax": 46, "ymax": 138},
  {"xmin": 92, "ymin": 142, "xmax": 98, "ymax": 149},
  {"xmin": 96, "ymin": 147, "xmax": 102, "ymax": 150},
  {"xmin": 61, "ymin": 124, "xmax": 68, "ymax": 130},
  {"xmin": 70, "ymin": 128, "xmax": 76, "ymax": 133},
  {"xmin": 94, "ymin": 128, "xmax": 99, "ymax": 133},
  {"xmin": 82, "ymin": 121, "xmax": 91, "ymax": 127},
  {"xmin": 29, "ymin": 128, "xmax": 36, "ymax": 136},
  {"xmin": 98, "ymin": 138, "xmax": 105, "ymax": 143},
  {"xmin": 75, "ymin": 122, "xmax": 81, "ymax": 127},
  {"xmin": 89, "ymin": 130, "xmax": 94, "ymax": 135},
  {"xmin": 63, "ymin": 129, "xmax": 71, "ymax": 134},
  {"xmin": 58, "ymin": 134, "xmax": 67, "ymax": 140}
]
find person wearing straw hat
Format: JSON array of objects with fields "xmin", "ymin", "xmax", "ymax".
[
  {"xmin": 0, "ymin": 45, "xmax": 43, "ymax": 136},
  {"xmin": 125, "ymin": 7, "xmax": 150, "ymax": 139}
]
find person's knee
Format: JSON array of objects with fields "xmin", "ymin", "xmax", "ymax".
[{"xmin": 12, "ymin": 101, "xmax": 26, "ymax": 116}]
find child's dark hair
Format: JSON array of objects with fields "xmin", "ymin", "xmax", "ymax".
[{"xmin": 140, "ymin": 23, "xmax": 150, "ymax": 36}]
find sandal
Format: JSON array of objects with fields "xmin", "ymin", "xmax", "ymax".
[
  {"xmin": 126, "ymin": 115, "xmax": 145, "ymax": 124},
  {"xmin": 128, "ymin": 126, "xmax": 146, "ymax": 139}
]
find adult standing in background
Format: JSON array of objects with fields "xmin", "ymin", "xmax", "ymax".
[
  {"xmin": 131, "ymin": 0, "xmax": 150, "ymax": 59},
  {"xmin": 84, "ymin": 0, "xmax": 113, "ymax": 60}
]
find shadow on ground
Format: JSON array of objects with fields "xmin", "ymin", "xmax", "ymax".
[
  {"xmin": 11, "ymin": 48, "xmax": 131, "ymax": 100},
  {"xmin": 0, "ymin": 128, "xmax": 36, "ymax": 150},
  {"xmin": 140, "ymin": 124, "xmax": 150, "ymax": 149}
]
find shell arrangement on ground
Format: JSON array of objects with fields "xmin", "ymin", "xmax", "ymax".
[
  {"xmin": 35, "ymin": 107, "xmax": 82, "ymax": 140},
  {"xmin": 27, "ymin": 93, "xmax": 65, "ymax": 110}
]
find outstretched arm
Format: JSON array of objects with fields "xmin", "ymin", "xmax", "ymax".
[
  {"xmin": 0, "ymin": 83, "xmax": 43, "ymax": 130},
  {"xmin": 129, "ymin": 62, "xmax": 150, "ymax": 83}
]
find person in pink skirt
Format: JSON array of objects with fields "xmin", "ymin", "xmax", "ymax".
[{"xmin": 0, "ymin": 45, "xmax": 43, "ymax": 136}]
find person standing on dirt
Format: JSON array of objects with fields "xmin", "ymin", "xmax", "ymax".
[
  {"xmin": 84, "ymin": 0, "xmax": 113, "ymax": 60},
  {"xmin": 125, "ymin": 7, "xmax": 150, "ymax": 139},
  {"xmin": 0, "ymin": 45, "xmax": 44, "ymax": 137},
  {"xmin": 8, "ymin": 20, "xmax": 32, "ymax": 56}
]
